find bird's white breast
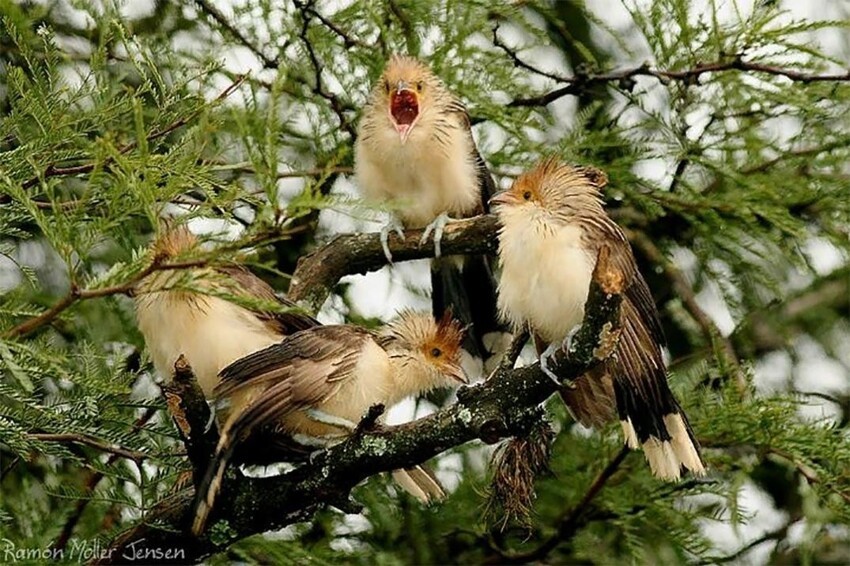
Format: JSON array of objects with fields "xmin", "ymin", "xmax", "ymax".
[
  {"xmin": 322, "ymin": 340, "xmax": 394, "ymax": 420},
  {"xmin": 355, "ymin": 118, "xmax": 480, "ymax": 227},
  {"xmin": 135, "ymin": 285, "xmax": 282, "ymax": 397},
  {"xmin": 497, "ymin": 215, "xmax": 596, "ymax": 344}
]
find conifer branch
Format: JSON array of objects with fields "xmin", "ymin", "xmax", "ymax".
[
  {"xmin": 15, "ymin": 76, "xmax": 245, "ymax": 192},
  {"xmin": 626, "ymin": 228, "xmax": 747, "ymax": 392},
  {"xmin": 52, "ymin": 408, "xmax": 158, "ymax": 552}
]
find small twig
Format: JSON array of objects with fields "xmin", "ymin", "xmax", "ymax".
[
  {"xmin": 1, "ymin": 455, "xmax": 21, "ymax": 481},
  {"xmin": 193, "ymin": 0, "xmax": 280, "ymax": 68},
  {"xmin": 209, "ymin": 163, "xmax": 353, "ymax": 179},
  {"xmin": 492, "ymin": 446, "xmax": 630, "ymax": 563},
  {"xmin": 492, "ymin": 23, "xmax": 570, "ymax": 83},
  {"xmin": 497, "ymin": 328, "xmax": 530, "ymax": 374},
  {"xmin": 293, "ymin": 0, "xmax": 357, "ymax": 139},
  {"xmin": 627, "ymin": 229, "xmax": 746, "ymax": 392},
  {"xmin": 297, "ymin": 2, "xmax": 366, "ymax": 49},
  {"xmin": 52, "ymin": 407, "xmax": 157, "ymax": 552},
  {"xmin": 696, "ymin": 520, "xmax": 795, "ymax": 565},
  {"xmin": 509, "ymin": 58, "xmax": 850, "ymax": 108},
  {"xmin": 28, "ymin": 433, "xmax": 148, "ymax": 463}
]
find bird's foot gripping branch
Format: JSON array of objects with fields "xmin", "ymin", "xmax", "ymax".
[{"xmin": 97, "ymin": 240, "xmax": 623, "ymax": 565}]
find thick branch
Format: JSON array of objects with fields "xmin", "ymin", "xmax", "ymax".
[
  {"xmin": 288, "ymin": 214, "xmax": 500, "ymax": 311},
  {"xmin": 97, "ymin": 246, "xmax": 624, "ymax": 564},
  {"xmin": 161, "ymin": 355, "xmax": 219, "ymax": 484}
]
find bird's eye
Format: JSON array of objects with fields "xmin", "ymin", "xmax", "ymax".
[
  {"xmin": 522, "ymin": 191, "xmax": 532, "ymax": 201},
  {"xmin": 415, "ymin": 81, "xmax": 423, "ymax": 92},
  {"xmin": 430, "ymin": 347, "xmax": 442, "ymax": 358}
]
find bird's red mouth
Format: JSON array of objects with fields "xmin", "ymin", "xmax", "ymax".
[
  {"xmin": 390, "ymin": 89, "xmax": 419, "ymax": 142},
  {"xmin": 390, "ymin": 90, "xmax": 419, "ymax": 125}
]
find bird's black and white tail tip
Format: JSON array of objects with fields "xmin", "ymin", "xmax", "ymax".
[{"xmin": 620, "ymin": 412, "xmax": 705, "ymax": 480}]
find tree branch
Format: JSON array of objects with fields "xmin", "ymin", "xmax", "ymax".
[
  {"xmin": 96, "ymin": 243, "xmax": 625, "ymax": 564},
  {"xmin": 509, "ymin": 58, "xmax": 850, "ymax": 108},
  {"xmin": 193, "ymin": 0, "xmax": 280, "ymax": 69},
  {"xmin": 27, "ymin": 433, "xmax": 148, "ymax": 463},
  {"xmin": 289, "ymin": 214, "xmax": 500, "ymax": 311},
  {"xmin": 626, "ymin": 228, "xmax": 746, "ymax": 392}
]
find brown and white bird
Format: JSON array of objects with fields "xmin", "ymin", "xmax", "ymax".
[
  {"xmin": 491, "ymin": 158, "xmax": 705, "ymax": 480},
  {"xmin": 134, "ymin": 224, "xmax": 318, "ymax": 399},
  {"xmin": 191, "ymin": 310, "xmax": 467, "ymax": 535},
  {"xmin": 355, "ymin": 54, "xmax": 501, "ymax": 361}
]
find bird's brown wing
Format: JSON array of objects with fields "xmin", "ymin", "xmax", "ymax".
[
  {"xmin": 192, "ymin": 325, "xmax": 373, "ymax": 535},
  {"xmin": 597, "ymin": 232, "xmax": 702, "ymax": 472},
  {"xmin": 606, "ymin": 239, "xmax": 665, "ymax": 346},
  {"xmin": 219, "ymin": 265, "xmax": 319, "ymax": 334},
  {"xmin": 558, "ymin": 227, "xmax": 665, "ymax": 429},
  {"xmin": 215, "ymin": 325, "xmax": 373, "ymax": 434},
  {"xmin": 447, "ymin": 99, "xmax": 497, "ymax": 214}
]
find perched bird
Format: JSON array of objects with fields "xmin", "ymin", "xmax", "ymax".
[
  {"xmin": 355, "ymin": 54, "xmax": 502, "ymax": 361},
  {"xmin": 134, "ymin": 224, "xmax": 318, "ymax": 399},
  {"xmin": 191, "ymin": 310, "xmax": 467, "ymax": 535},
  {"xmin": 492, "ymin": 158, "xmax": 705, "ymax": 480}
]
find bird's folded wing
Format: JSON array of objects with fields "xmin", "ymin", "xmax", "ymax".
[
  {"xmin": 446, "ymin": 98, "xmax": 497, "ymax": 213},
  {"xmin": 219, "ymin": 265, "xmax": 320, "ymax": 333},
  {"xmin": 589, "ymin": 222, "xmax": 666, "ymax": 346},
  {"xmin": 215, "ymin": 325, "xmax": 373, "ymax": 436}
]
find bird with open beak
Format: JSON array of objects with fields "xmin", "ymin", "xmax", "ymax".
[
  {"xmin": 492, "ymin": 158, "xmax": 705, "ymax": 480},
  {"xmin": 355, "ymin": 54, "xmax": 502, "ymax": 363},
  {"xmin": 190, "ymin": 310, "xmax": 468, "ymax": 535}
]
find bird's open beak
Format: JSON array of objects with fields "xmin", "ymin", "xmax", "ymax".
[
  {"xmin": 389, "ymin": 80, "xmax": 419, "ymax": 144},
  {"xmin": 447, "ymin": 364, "xmax": 468, "ymax": 384},
  {"xmin": 489, "ymin": 191, "xmax": 514, "ymax": 207}
]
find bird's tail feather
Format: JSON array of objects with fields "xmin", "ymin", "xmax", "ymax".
[
  {"xmin": 613, "ymin": 378, "xmax": 706, "ymax": 480},
  {"xmin": 191, "ymin": 428, "xmax": 238, "ymax": 536},
  {"xmin": 391, "ymin": 465, "xmax": 445, "ymax": 503},
  {"xmin": 431, "ymin": 254, "xmax": 503, "ymax": 361}
]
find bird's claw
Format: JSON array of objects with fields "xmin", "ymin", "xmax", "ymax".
[
  {"xmin": 539, "ymin": 343, "xmax": 563, "ymax": 386},
  {"xmin": 539, "ymin": 328, "xmax": 582, "ymax": 390},
  {"xmin": 204, "ymin": 402, "xmax": 218, "ymax": 433},
  {"xmin": 380, "ymin": 217, "xmax": 406, "ymax": 263},
  {"xmin": 420, "ymin": 212, "xmax": 452, "ymax": 258}
]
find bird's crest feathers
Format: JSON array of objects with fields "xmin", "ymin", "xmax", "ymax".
[{"xmin": 384, "ymin": 309, "xmax": 464, "ymax": 365}]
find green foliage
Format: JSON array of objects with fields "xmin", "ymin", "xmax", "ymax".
[{"xmin": 1, "ymin": 0, "xmax": 849, "ymax": 563}]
